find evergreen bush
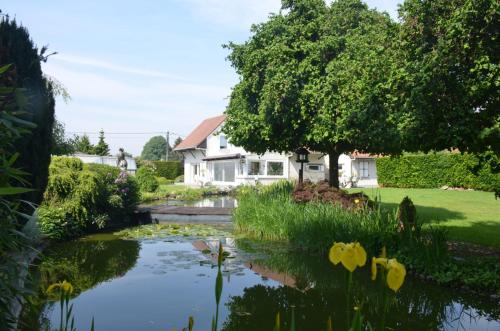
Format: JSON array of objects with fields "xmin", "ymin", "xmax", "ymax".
[
  {"xmin": 376, "ymin": 153, "xmax": 499, "ymax": 191},
  {"xmin": 136, "ymin": 166, "xmax": 159, "ymax": 192}
]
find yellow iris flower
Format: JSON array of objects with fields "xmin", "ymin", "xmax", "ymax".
[
  {"xmin": 371, "ymin": 256, "xmax": 406, "ymax": 292},
  {"xmin": 329, "ymin": 242, "xmax": 366, "ymax": 272},
  {"xmin": 386, "ymin": 259, "xmax": 406, "ymax": 292},
  {"xmin": 46, "ymin": 280, "xmax": 74, "ymax": 295}
]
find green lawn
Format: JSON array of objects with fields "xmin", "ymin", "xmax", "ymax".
[{"xmin": 348, "ymin": 188, "xmax": 500, "ymax": 248}]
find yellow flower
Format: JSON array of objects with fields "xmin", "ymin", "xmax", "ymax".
[
  {"xmin": 341, "ymin": 243, "xmax": 358, "ymax": 272},
  {"xmin": 46, "ymin": 280, "xmax": 74, "ymax": 295},
  {"xmin": 329, "ymin": 242, "xmax": 366, "ymax": 272},
  {"xmin": 353, "ymin": 242, "xmax": 367, "ymax": 267},
  {"xmin": 386, "ymin": 259, "xmax": 406, "ymax": 292},
  {"xmin": 329, "ymin": 242, "xmax": 346, "ymax": 265},
  {"xmin": 354, "ymin": 199, "xmax": 360, "ymax": 204},
  {"xmin": 61, "ymin": 280, "xmax": 74, "ymax": 294}
]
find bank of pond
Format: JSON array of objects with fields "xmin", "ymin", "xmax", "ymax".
[{"xmin": 18, "ymin": 228, "xmax": 499, "ymax": 331}]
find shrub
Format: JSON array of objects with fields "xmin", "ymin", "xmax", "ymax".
[
  {"xmin": 152, "ymin": 160, "xmax": 183, "ymax": 179},
  {"xmin": 376, "ymin": 152, "xmax": 499, "ymax": 191},
  {"xmin": 156, "ymin": 177, "xmax": 174, "ymax": 185},
  {"xmin": 174, "ymin": 175, "xmax": 184, "ymax": 183},
  {"xmin": 136, "ymin": 166, "xmax": 159, "ymax": 192},
  {"xmin": 39, "ymin": 157, "xmax": 140, "ymax": 240}
]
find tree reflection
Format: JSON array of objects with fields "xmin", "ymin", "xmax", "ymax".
[{"xmin": 19, "ymin": 235, "xmax": 139, "ymax": 330}]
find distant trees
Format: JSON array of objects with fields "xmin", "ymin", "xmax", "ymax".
[
  {"xmin": 51, "ymin": 118, "xmax": 75, "ymax": 155},
  {"xmin": 141, "ymin": 135, "xmax": 170, "ymax": 160},
  {"xmin": 94, "ymin": 130, "xmax": 110, "ymax": 156}
]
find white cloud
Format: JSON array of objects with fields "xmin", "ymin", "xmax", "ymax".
[
  {"xmin": 179, "ymin": 0, "xmax": 282, "ymax": 29},
  {"xmin": 52, "ymin": 54, "xmax": 188, "ymax": 81}
]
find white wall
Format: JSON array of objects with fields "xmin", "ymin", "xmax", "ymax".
[{"xmin": 289, "ymin": 153, "xmax": 328, "ymax": 183}]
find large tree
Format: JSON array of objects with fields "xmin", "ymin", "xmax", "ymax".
[
  {"xmin": 0, "ymin": 17, "xmax": 56, "ymax": 203},
  {"xmin": 141, "ymin": 135, "xmax": 171, "ymax": 161},
  {"xmin": 223, "ymin": 0, "xmax": 400, "ymax": 187},
  {"xmin": 93, "ymin": 129, "xmax": 110, "ymax": 156},
  {"xmin": 394, "ymin": 0, "xmax": 499, "ymax": 154}
]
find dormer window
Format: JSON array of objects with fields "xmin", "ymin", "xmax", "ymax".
[{"xmin": 220, "ymin": 135, "xmax": 227, "ymax": 149}]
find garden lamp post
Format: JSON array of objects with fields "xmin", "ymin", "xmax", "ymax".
[{"xmin": 295, "ymin": 147, "xmax": 310, "ymax": 184}]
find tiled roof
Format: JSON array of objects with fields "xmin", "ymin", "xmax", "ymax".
[
  {"xmin": 174, "ymin": 114, "xmax": 226, "ymax": 151},
  {"xmin": 350, "ymin": 151, "xmax": 380, "ymax": 159}
]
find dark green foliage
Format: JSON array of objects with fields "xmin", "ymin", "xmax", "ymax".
[
  {"xmin": 93, "ymin": 130, "xmax": 110, "ymax": 156},
  {"xmin": 141, "ymin": 135, "xmax": 170, "ymax": 161},
  {"xmin": 0, "ymin": 17, "xmax": 56, "ymax": 204},
  {"xmin": 136, "ymin": 166, "xmax": 159, "ymax": 193},
  {"xmin": 152, "ymin": 160, "xmax": 183, "ymax": 179},
  {"xmin": 38, "ymin": 157, "xmax": 140, "ymax": 240},
  {"xmin": 0, "ymin": 63, "xmax": 35, "ymax": 329},
  {"xmin": 394, "ymin": 0, "xmax": 499, "ymax": 154},
  {"xmin": 397, "ymin": 196, "xmax": 417, "ymax": 231},
  {"xmin": 376, "ymin": 153, "xmax": 500, "ymax": 191}
]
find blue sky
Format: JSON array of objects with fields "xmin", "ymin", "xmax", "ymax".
[{"xmin": 3, "ymin": 0, "xmax": 402, "ymax": 155}]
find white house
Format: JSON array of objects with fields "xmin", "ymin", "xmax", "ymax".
[
  {"xmin": 174, "ymin": 115, "xmax": 378, "ymax": 187},
  {"xmin": 72, "ymin": 153, "xmax": 137, "ymax": 174}
]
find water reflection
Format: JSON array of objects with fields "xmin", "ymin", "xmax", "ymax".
[
  {"xmin": 225, "ymin": 239, "xmax": 500, "ymax": 331},
  {"xmin": 19, "ymin": 235, "xmax": 499, "ymax": 331},
  {"xmin": 147, "ymin": 196, "xmax": 237, "ymax": 208}
]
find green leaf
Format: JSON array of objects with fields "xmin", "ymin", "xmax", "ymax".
[{"xmin": 0, "ymin": 187, "xmax": 34, "ymax": 196}]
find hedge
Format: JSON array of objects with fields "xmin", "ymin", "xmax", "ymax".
[
  {"xmin": 152, "ymin": 160, "xmax": 183, "ymax": 180},
  {"xmin": 376, "ymin": 153, "xmax": 499, "ymax": 191}
]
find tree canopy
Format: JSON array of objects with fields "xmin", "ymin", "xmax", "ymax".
[
  {"xmin": 141, "ymin": 135, "xmax": 170, "ymax": 161},
  {"xmin": 394, "ymin": 0, "xmax": 499, "ymax": 154},
  {"xmin": 223, "ymin": 0, "xmax": 400, "ymax": 187},
  {"xmin": 224, "ymin": 0, "xmax": 499, "ymax": 187},
  {"xmin": 72, "ymin": 134, "xmax": 95, "ymax": 154}
]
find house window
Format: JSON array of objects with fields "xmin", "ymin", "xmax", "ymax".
[
  {"xmin": 220, "ymin": 135, "xmax": 227, "ymax": 149},
  {"xmin": 359, "ymin": 160, "xmax": 369, "ymax": 178},
  {"xmin": 213, "ymin": 161, "xmax": 235, "ymax": 182},
  {"xmin": 307, "ymin": 164, "xmax": 323, "ymax": 172},
  {"xmin": 248, "ymin": 161, "xmax": 261, "ymax": 176},
  {"xmin": 267, "ymin": 161, "xmax": 284, "ymax": 176},
  {"xmin": 193, "ymin": 164, "xmax": 199, "ymax": 176}
]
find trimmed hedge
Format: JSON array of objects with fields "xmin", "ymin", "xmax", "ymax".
[
  {"xmin": 152, "ymin": 160, "xmax": 182, "ymax": 180},
  {"xmin": 136, "ymin": 166, "xmax": 159, "ymax": 192},
  {"xmin": 376, "ymin": 153, "xmax": 499, "ymax": 191}
]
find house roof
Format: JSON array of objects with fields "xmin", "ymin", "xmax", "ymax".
[
  {"xmin": 350, "ymin": 151, "xmax": 380, "ymax": 159},
  {"xmin": 174, "ymin": 114, "xmax": 226, "ymax": 151}
]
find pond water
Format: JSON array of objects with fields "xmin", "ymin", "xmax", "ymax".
[
  {"xmin": 145, "ymin": 196, "xmax": 237, "ymax": 208},
  {"xmin": 20, "ymin": 232, "xmax": 500, "ymax": 331}
]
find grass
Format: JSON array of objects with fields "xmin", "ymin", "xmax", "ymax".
[
  {"xmin": 140, "ymin": 184, "xmax": 220, "ymax": 202},
  {"xmin": 234, "ymin": 181, "xmax": 396, "ymax": 254},
  {"xmin": 348, "ymin": 188, "xmax": 500, "ymax": 247}
]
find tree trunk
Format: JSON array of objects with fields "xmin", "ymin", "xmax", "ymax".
[{"xmin": 328, "ymin": 150, "xmax": 340, "ymax": 188}]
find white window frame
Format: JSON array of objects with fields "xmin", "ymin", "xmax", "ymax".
[
  {"xmin": 359, "ymin": 160, "xmax": 369, "ymax": 178},
  {"xmin": 306, "ymin": 164, "xmax": 324, "ymax": 172},
  {"xmin": 266, "ymin": 160, "xmax": 285, "ymax": 176},
  {"xmin": 248, "ymin": 160, "xmax": 261, "ymax": 176},
  {"xmin": 219, "ymin": 135, "xmax": 227, "ymax": 149},
  {"xmin": 213, "ymin": 161, "xmax": 235, "ymax": 183}
]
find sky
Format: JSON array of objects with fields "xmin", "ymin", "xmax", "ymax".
[{"xmin": 3, "ymin": 0, "xmax": 402, "ymax": 156}]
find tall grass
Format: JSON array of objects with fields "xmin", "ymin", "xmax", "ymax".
[{"xmin": 234, "ymin": 181, "xmax": 397, "ymax": 253}]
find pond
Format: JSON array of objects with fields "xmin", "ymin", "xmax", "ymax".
[
  {"xmin": 144, "ymin": 196, "xmax": 237, "ymax": 208},
  {"xmin": 20, "ymin": 230, "xmax": 500, "ymax": 331}
]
